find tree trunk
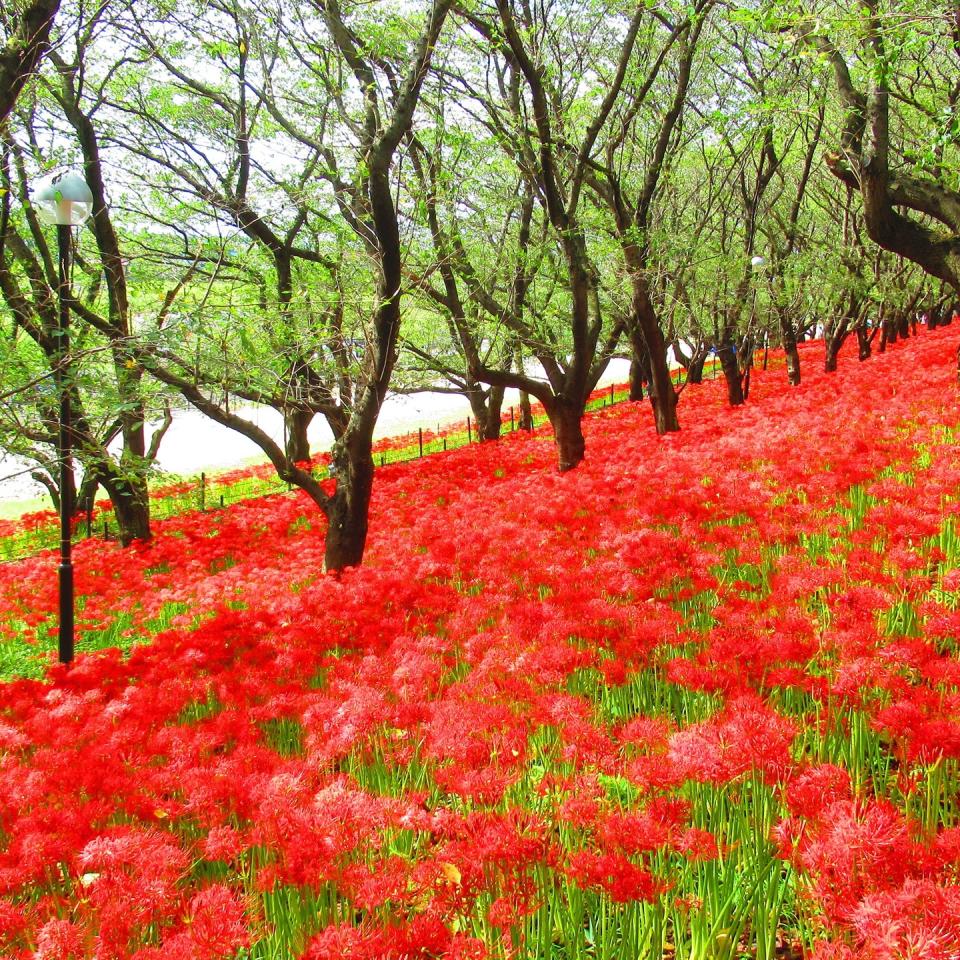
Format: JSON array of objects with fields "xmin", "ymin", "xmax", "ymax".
[
  {"xmin": 32, "ymin": 469, "xmax": 65, "ymax": 515},
  {"xmin": 647, "ymin": 359, "xmax": 679, "ymax": 433},
  {"xmin": 632, "ymin": 284, "xmax": 679, "ymax": 433},
  {"xmin": 856, "ymin": 325, "xmax": 872, "ymax": 361},
  {"xmin": 467, "ymin": 383, "xmax": 504, "ymax": 441},
  {"xmin": 101, "ymin": 473, "xmax": 151, "ymax": 545},
  {"xmin": 76, "ymin": 465, "xmax": 102, "ymax": 515},
  {"xmin": 718, "ymin": 343, "xmax": 745, "ymax": 405},
  {"xmin": 0, "ymin": 0, "xmax": 61, "ymax": 125},
  {"xmin": 545, "ymin": 395, "xmax": 585, "ymax": 472},
  {"xmin": 779, "ymin": 310, "xmax": 801, "ymax": 386},
  {"xmin": 882, "ymin": 317, "xmax": 897, "ymax": 349},
  {"xmin": 784, "ymin": 343, "xmax": 801, "ymax": 385},
  {"xmin": 284, "ymin": 409, "xmax": 313, "ymax": 463},
  {"xmin": 629, "ymin": 358, "xmax": 645, "ymax": 401},
  {"xmin": 519, "ymin": 389, "xmax": 534, "ymax": 430},
  {"xmin": 324, "ymin": 440, "xmax": 375, "ymax": 571},
  {"xmin": 824, "ymin": 336, "xmax": 843, "ymax": 372},
  {"xmin": 629, "ymin": 331, "xmax": 649, "ymax": 401},
  {"xmin": 684, "ymin": 342, "xmax": 709, "ymax": 385}
]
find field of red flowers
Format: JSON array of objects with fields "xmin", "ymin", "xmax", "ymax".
[{"xmin": 2, "ymin": 329, "xmax": 960, "ymax": 959}]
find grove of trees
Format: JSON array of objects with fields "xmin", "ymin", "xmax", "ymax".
[{"xmin": 1, "ymin": 0, "xmax": 958, "ymax": 569}]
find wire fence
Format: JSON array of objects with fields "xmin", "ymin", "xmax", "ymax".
[{"xmin": 0, "ymin": 366, "xmax": 715, "ymax": 564}]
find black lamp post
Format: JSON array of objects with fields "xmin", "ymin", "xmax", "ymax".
[{"xmin": 34, "ymin": 172, "xmax": 93, "ymax": 665}]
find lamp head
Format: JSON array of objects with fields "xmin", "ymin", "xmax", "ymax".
[
  {"xmin": 34, "ymin": 172, "xmax": 94, "ymax": 226},
  {"xmin": 750, "ymin": 255, "xmax": 766, "ymax": 269}
]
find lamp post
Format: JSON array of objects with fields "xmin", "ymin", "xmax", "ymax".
[{"xmin": 33, "ymin": 172, "xmax": 93, "ymax": 665}]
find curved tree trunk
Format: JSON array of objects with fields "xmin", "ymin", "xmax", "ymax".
[
  {"xmin": 32, "ymin": 468, "xmax": 70, "ymax": 516},
  {"xmin": 0, "ymin": 0, "xmax": 60, "ymax": 125},
  {"xmin": 647, "ymin": 354, "xmax": 679, "ymax": 434},
  {"xmin": 284, "ymin": 409, "xmax": 313, "ymax": 463},
  {"xmin": 682, "ymin": 341, "xmax": 709, "ymax": 385},
  {"xmin": 76, "ymin": 464, "xmax": 102, "ymax": 515}
]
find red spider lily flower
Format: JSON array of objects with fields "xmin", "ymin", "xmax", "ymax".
[
  {"xmin": 181, "ymin": 884, "xmax": 249, "ymax": 958},
  {"xmin": 33, "ymin": 918, "xmax": 84, "ymax": 960},
  {"xmin": 784, "ymin": 764, "xmax": 852, "ymax": 818},
  {"xmin": 565, "ymin": 850, "xmax": 663, "ymax": 903},
  {"xmin": 667, "ymin": 696, "xmax": 797, "ymax": 785}
]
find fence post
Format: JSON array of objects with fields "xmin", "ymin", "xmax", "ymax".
[
  {"xmin": 510, "ymin": 406, "xmax": 515, "ymax": 431},
  {"xmin": 380, "ymin": 454, "xmax": 385, "ymax": 466},
  {"xmin": 418, "ymin": 428, "xmax": 424, "ymax": 457},
  {"xmin": 467, "ymin": 416, "xmax": 472, "ymax": 443},
  {"xmin": 199, "ymin": 472, "xmax": 206, "ymax": 512},
  {"xmin": 443, "ymin": 437, "xmax": 447, "ymax": 450},
  {"xmin": 220, "ymin": 494, "xmax": 225, "ymax": 508},
  {"xmin": 86, "ymin": 507, "xmax": 92, "ymax": 539},
  {"xmin": 610, "ymin": 383, "xmax": 615, "ymax": 405}
]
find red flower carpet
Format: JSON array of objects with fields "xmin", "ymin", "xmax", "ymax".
[{"xmin": 2, "ymin": 329, "xmax": 960, "ymax": 959}]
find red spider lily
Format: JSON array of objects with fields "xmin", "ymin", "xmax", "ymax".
[
  {"xmin": 565, "ymin": 850, "xmax": 663, "ymax": 903},
  {"xmin": 0, "ymin": 328, "xmax": 959, "ymax": 955}
]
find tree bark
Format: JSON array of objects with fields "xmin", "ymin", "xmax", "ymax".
[
  {"xmin": 629, "ymin": 329, "xmax": 649, "ymax": 400},
  {"xmin": 633, "ymin": 284, "xmax": 679, "ymax": 433},
  {"xmin": 32, "ymin": 469, "xmax": 64, "ymax": 514},
  {"xmin": 325, "ymin": 438, "xmax": 375, "ymax": 571},
  {"xmin": 687, "ymin": 356, "xmax": 706, "ymax": 385},
  {"xmin": 778, "ymin": 310, "xmax": 801, "ymax": 386},
  {"xmin": 809, "ymin": 18, "xmax": 960, "ymax": 295},
  {"xmin": 100, "ymin": 472, "xmax": 151, "ymax": 545},
  {"xmin": 677, "ymin": 339, "xmax": 709, "ymax": 385},
  {"xmin": 316, "ymin": 0, "xmax": 453, "ymax": 570},
  {"xmin": 76, "ymin": 464, "xmax": 102, "ymax": 515},
  {"xmin": 718, "ymin": 343, "xmax": 745, "ymax": 405},
  {"xmin": 825, "ymin": 334, "xmax": 844, "ymax": 372},
  {"xmin": 0, "ymin": 0, "xmax": 60, "ymax": 125},
  {"xmin": 467, "ymin": 382, "xmax": 504, "ymax": 441},
  {"xmin": 629, "ymin": 358, "xmax": 645, "ymax": 401},
  {"xmin": 284, "ymin": 409, "xmax": 313, "ymax": 463},
  {"xmin": 519, "ymin": 389, "xmax": 533, "ymax": 430},
  {"xmin": 545, "ymin": 395, "xmax": 586, "ymax": 472}
]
